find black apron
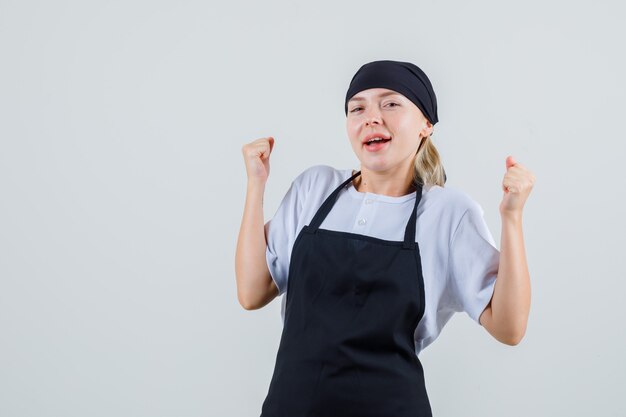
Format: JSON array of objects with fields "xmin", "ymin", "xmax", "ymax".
[{"xmin": 260, "ymin": 170, "xmax": 432, "ymax": 417}]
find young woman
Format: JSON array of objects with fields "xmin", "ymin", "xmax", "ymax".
[{"xmin": 236, "ymin": 60, "xmax": 535, "ymax": 417}]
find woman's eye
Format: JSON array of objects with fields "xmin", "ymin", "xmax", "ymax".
[
  {"xmin": 385, "ymin": 102, "xmax": 399, "ymax": 107},
  {"xmin": 350, "ymin": 107, "xmax": 363, "ymax": 112}
]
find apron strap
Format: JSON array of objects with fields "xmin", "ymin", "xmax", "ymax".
[
  {"xmin": 403, "ymin": 182, "xmax": 422, "ymax": 249},
  {"xmin": 308, "ymin": 170, "xmax": 361, "ymax": 232}
]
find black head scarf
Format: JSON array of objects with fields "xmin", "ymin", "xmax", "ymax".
[{"xmin": 344, "ymin": 60, "xmax": 439, "ymax": 125}]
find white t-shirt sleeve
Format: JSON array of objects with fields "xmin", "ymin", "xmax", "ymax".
[
  {"xmin": 264, "ymin": 175, "xmax": 306, "ymax": 297},
  {"xmin": 447, "ymin": 201, "xmax": 500, "ymax": 325}
]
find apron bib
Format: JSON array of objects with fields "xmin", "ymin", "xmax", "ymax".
[{"xmin": 260, "ymin": 170, "xmax": 432, "ymax": 417}]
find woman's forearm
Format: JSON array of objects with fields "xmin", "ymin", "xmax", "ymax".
[
  {"xmin": 490, "ymin": 212, "xmax": 531, "ymax": 344},
  {"xmin": 235, "ymin": 180, "xmax": 275, "ymax": 310}
]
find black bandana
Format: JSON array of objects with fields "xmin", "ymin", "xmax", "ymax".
[{"xmin": 344, "ymin": 60, "xmax": 439, "ymax": 125}]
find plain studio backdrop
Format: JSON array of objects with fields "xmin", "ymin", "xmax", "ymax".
[{"xmin": 1, "ymin": 0, "xmax": 624, "ymax": 416}]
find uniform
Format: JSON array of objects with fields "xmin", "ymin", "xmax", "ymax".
[{"xmin": 260, "ymin": 165, "xmax": 499, "ymax": 416}]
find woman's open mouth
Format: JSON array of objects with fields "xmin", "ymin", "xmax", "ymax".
[{"xmin": 364, "ymin": 137, "xmax": 391, "ymax": 152}]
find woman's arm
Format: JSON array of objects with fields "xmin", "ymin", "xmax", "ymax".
[
  {"xmin": 235, "ymin": 137, "xmax": 279, "ymax": 310},
  {"xmin": 479, "ymin": 156, "xmax": 535, "ymax": 345}
]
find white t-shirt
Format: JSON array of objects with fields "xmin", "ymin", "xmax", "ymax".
[{"xmin": 265, "ymin": 164, "xmax": 499, "ymax": 356}]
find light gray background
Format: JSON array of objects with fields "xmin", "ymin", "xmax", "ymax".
[{"xmin": 1, "ymin": 0, "xmax": 624, "ymax": 416}]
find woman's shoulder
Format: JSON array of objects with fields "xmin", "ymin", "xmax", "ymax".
[
  {"xmin": 292, "ymin": 164, "xmax": 352, "ymax": 192},
  {"xmin": 424, "ymin": 183, "xmax": 485, "ymax": 218}
]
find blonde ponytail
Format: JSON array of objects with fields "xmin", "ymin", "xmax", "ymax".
[{"xmin": 412, "ymin": 135, "xmax": 446, "ymax": 187}]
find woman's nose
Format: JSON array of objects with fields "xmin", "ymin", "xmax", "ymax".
[{"xmin": 364, "ymin": 108, "xmax": 382, "ymax": 125}]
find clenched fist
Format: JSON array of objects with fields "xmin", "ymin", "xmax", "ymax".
[
  {"xmin": 500, "ymin": 155, "xmax": 535, "ymax": 216},
  {"xmin": 241, "ymin": 136, "xmax": 275, "ymax": 184}
]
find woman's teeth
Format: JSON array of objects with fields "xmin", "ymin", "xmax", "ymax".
[{"xmin": 367, "ymin": 138, "xmax": 390, "ymax": 144}]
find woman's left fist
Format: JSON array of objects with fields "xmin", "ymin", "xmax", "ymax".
[{"xmin": 500, "ymin": 155, "xmax": 535, "ymax": 216}]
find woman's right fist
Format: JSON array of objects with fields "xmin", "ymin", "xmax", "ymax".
[{"xmin": 241, "ymin": 136, "xmax": 275, "ymax": 184}]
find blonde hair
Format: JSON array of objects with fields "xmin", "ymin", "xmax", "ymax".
[{"xmin": 412, "ymin": 134, "xmax": 446, "ymax": 187}]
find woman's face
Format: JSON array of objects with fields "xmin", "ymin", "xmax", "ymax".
[{"xmin": 346, "ymin": 88, "xmax": 433, "ymax": 174}]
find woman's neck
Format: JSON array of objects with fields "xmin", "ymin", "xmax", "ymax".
[{"xmin": 352, "ymin": 168, "xmax": 417, "ymax": 197}]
